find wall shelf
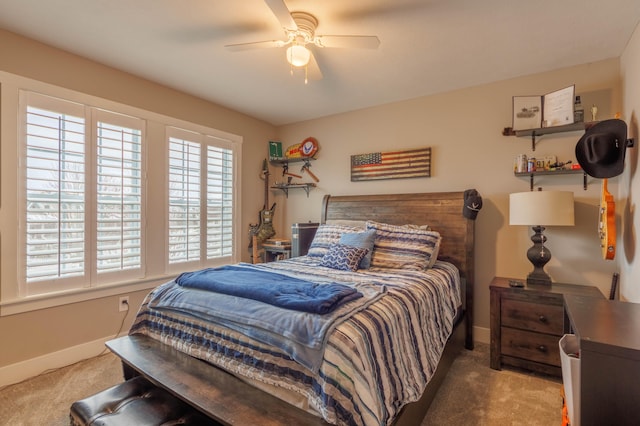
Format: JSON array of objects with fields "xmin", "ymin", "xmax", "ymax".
[
  {"xmin": 270, "ymin": 157, "xmax": 315, "ymax": 166},
  {"xmin": 504, "ymin": 121, "xmax": 598, "ymax": 151},
  {"xmin": 270, "ymin": 156, "xmax": 319, "ymax": 188},
  {"xmin": 514, "ymin": 169, "xmax": 587, "ymax": 190},
  {"xmin": 271, "ymin": 183, "xmax": 316, "ymax": 197},
  {"xmin": 505, "ymin": 119, "xmax": 596, "ymax": 190}
]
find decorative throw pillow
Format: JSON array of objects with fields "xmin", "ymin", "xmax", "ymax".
[
  {"xmin": 366, "ymin": 220, "xmax": 441, "ymax": 270},
  {"xmin": 307, "ymin": 224, "xmax": 362, "ymax": 258},
  {"xmin": 339, "ymin": 229, "xmax": 376, "ymax": 269},
  {"xmin": 319, "ymin": 243, "xmax": 369, "ymax": 272}
]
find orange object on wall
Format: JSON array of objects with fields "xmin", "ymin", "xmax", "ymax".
[{"xmin": 561, "ymin": 386, "xmax": 570, "ymax": 426}]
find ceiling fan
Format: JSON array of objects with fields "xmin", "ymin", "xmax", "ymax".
[{"xmin": 224, "ymin": 0, "xmax": 380, "ymax": 83}]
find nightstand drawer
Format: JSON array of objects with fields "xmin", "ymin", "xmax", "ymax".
[
  {"xmin": 490, "ymin": 277, "xmax": 603, "ymax": 376},
  {"xmin": 501, "ymin": 298, "xmax": 563, "ymax": 335},
  {"xmin": 501, "ymin": 327, "xmax": 561, "ymax": 367}
]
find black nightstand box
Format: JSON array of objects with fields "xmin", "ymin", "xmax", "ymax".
[{"xmin": 291, "ymin": 222, "xmax": 318, "ymax": 257}]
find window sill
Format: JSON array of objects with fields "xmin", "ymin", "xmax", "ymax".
[{"xmin": 0, "ymin": 275, "xmax": 173, "ymax": 316}]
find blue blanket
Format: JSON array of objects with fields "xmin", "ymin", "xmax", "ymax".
[{"xmin": 176, "ymin": 265, "xmax": 362, "ymax": 314}]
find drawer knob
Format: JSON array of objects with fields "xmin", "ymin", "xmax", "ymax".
[
  {"xmin": 537, "ymin": 345, "xmax": 547, "ymax": 353},
  {"xmin": 538, "ymin": 315, "xmax": 548, "ymax": 323}
]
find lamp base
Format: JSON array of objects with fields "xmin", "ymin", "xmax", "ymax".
[
  {"xmin": 526, "ymin": 225, "xmax": 552, "ymax": 286},
  {"xmin": 526, "ymin": 271, "xmax": 552, "ymax": 286}
]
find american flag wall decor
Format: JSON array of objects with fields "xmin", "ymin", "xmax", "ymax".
[{"xmin": 350, "ymin": 147, "xmax": 431, "ymax": 181}]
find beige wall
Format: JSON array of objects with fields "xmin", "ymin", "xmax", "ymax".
[
  {"xmin": 620, "ymin": 23, "xmax": 640, "ymax": 301},
  {"xmin": 274, "ymin": 59, "xmax": 624, "ymax": 335},
  {"xmin": 0, "ymin": 30, "xmax": 275, "ymax": 370}
]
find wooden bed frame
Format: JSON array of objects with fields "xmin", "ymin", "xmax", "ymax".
[{"xmin": 106, "ymin": 191, "xmax": 475, "ymax": 426}]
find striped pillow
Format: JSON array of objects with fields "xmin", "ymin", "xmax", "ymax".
[
  {"xmin": 307, "ymin": 224, "xmax": 363, "ymax": 258},
  {"xmin": 366, "ymin": 220, "xmax": 441, "ymax": 270}
]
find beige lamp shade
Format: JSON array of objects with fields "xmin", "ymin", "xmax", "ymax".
[{"xmin": 510, "ymin": 191, "xmax": 575, "ymax": 226}]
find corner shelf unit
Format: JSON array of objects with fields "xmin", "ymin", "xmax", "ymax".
[{"xmin": 515, "ymin": 169, "xmax": 587, "ymax": 191}]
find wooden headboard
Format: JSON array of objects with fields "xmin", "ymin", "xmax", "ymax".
[{"xmin": 321, "ymin": 192, "xmax": 475, "ymax": 348}]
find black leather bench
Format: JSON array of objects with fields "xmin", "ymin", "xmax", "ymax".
[{"xmin": 70, "ymin": 376, "xmax": 220, "ymax": 426}]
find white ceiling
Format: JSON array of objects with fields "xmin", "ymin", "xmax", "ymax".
[{"xmin": 1, "ymin": 0, "xmax": 639, "ymax": 126}]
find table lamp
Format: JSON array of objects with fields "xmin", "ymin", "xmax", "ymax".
[{"xmin": 509, "ymin": 190, "xmax": 575, "ymax": 285}]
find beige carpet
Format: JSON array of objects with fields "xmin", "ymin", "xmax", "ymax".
[
  {"xmin": 0, "ymin": 343, "xmax": 562, "ymax": 425},
  {"xmin": 422, "ymin": 344, "xmax": 562, "ymax": 425},
  {"xmin": 0, "ymin": 352, "xmax": 123, "ymax": 426}
]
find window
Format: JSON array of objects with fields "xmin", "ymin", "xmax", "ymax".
[
  {"xmin": 20, "ymin": 91, "xmax": 145, "ymax": 296},
  {"xmin": 3, "ymin": 77, "xmax": 241, "ymax": 314},
  {"xmin": 94, "ymin": 110, "xmax": 143, "ymax": 279},
  {"xmin": 23, "ymin": 95, "xmax": 86, "ymax": 289},
  {"xmin": 167, "ymin": 127, "xmax": 234, "ymax": 271}
]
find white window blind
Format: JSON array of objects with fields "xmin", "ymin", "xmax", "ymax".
[
  {"xmin": 206, "ymin": 144, "xmax": 234, "ymax": 258},
  {"xmin": 168, "ymin": 136, "xmax": 202, "ymax": 264},
  {"xmin": 167, "ymin": 128, "xmax": 234, "ymax": 268},
  {"xmin": 24, "ymin": 95, "xmax": 87, "ymax": 287},
  {"xmin": 20, "ymin": 92, "xmax": 145, "ymax": 296},
  {"xmin": 95, "ymin": 110, "xmax": 144, "ymax": 277}
]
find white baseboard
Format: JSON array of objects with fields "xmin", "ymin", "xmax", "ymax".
[
  {"xmin": 0, "ymin": 332, "xmax": 127, "ymax": 388},
  {"xmin": 474, "ymin": 325, "xmax": 490, "ymax": 345}
]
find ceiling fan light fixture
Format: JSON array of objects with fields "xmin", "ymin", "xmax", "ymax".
[{"xmin": 286, "ymin": 44, "xmax": 311, "ymax": 67}]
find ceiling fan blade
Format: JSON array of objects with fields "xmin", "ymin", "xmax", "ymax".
[
  {"xmin": 306, "ymin": 51, "xmax": 323, "ymax": 81},
  {"xmin": 315, "ymin": 35, "xmax": 380, "ymax": 49},
  {"xmin": 264, "ymin": 0, "xmax": 297, "ymax": 30},
  {"xmin": 225, "ymin": 40, "xmax": 287, "ymax": 51}
]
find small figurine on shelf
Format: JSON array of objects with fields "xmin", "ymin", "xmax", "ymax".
[
  {"xmin": 591, "ymin": 104, "xmax": 598, "ymax": 122},
  {"xmin": 549, "ymin": 160, "xmax": 573, "ymax": 170}
]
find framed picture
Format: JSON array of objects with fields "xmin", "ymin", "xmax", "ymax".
[
  {"xmin": 542, "ymin": 85, "xmax": 574, "ymax": 127},
  {"xmin": 512, "ymin": 96, "xmax": 542, "ymax": 131},
  {"xmin": 350, "ymin": 147, "xmax": 431, "ymax": 181},
  {"xmin": 268, "ymin": 140, "xmax": 283, "ymax": 160}
]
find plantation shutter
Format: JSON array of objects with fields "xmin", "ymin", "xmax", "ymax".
[
  {"xmin": 23, "ymin": 93, "xmax": 87, "ymax": 289},
  {"xmin": 21, "ymin": 92, "xmax": 146, "ymax": 296},
  {"xmin": 168, "ymin": 134, "xmax": 202, "ymax": 264},
  {"xmin": 94, "ymin": 110, "xmax": 144, "ymax": 280},
  {"xmin": 167, "ymin": 128, "xmax": 234, "ymax": 269},
  {"xmin": 206, "ymin": 142, "xmax": 234, "ymax": 259}
]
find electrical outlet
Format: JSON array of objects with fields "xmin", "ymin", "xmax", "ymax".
[{"xmin": 119, "ymin": 296, "xmax": 129, "ymax": 312}]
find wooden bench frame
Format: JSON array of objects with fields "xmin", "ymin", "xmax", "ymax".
[{"xmin": 107, "ymin": 335, "xmax": 325, "ymax": 425}]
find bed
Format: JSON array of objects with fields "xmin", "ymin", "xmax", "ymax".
[{"xmin": 107, "ymin": 192, "xmax": 475, "ymax": 426}]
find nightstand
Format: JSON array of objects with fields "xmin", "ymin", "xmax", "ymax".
[
  {"xmin": 262, "ymin": 239, "xmax": 291, "ymax": 262},
  {"xmin": 490, "ymin": 276, "xmax": 603, "ymax": 376}
]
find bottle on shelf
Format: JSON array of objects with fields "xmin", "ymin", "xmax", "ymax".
[{"xmin": 574, "ymin": 96, "xmax": 584, "ymax": 123}]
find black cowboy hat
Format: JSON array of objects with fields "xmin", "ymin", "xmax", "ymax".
[{"xmin": 575, "ymin": 119, "xmax": 628, "ymax": 178}]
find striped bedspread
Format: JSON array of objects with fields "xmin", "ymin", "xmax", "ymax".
[{"xmin": 130, "ymin": 257, "xmax": 461, "ymax": 426}]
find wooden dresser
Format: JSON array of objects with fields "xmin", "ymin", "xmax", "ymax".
[
  {"xmin": 490, "ymin": 276, "xmax": 603, "ymax": 376},
  {"xmin": 564, "ymin": 295, "xmax": 640, "ymax": 425}
]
